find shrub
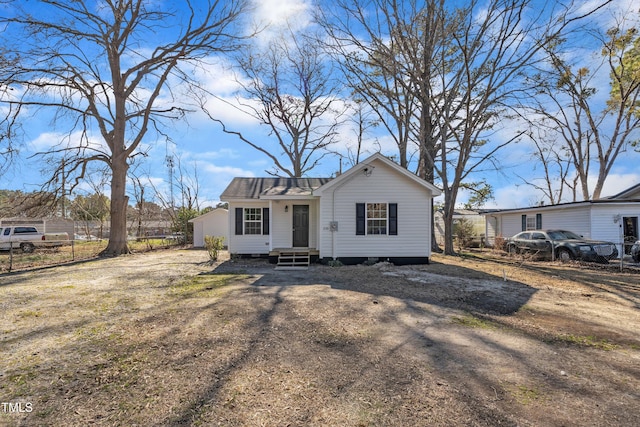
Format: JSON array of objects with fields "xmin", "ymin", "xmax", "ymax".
[
  {"xmin": 454, "ymin": 218, "xmax": 475, "ymax": 250},
  {"xmin": 204, "ymin": 235, "xmax": 225, "ymax": 263}
]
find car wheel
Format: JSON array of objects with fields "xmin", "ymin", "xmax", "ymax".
[
  {"xmin": 557, "ymin": 248, "xmax": 573, "ymax": 262},
  {"xmin": 20, "ymin": 242, "xmax": 35, "ymax": 253},
  {"xmin": 507, "ymin": 244, "xmax": 519, "ymax": 255}
]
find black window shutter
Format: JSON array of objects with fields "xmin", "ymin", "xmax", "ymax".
[
  {"xmin": 356, "ymin": 203, "xmax": 365, "ymax": 235},
  {"xmin": 536, "ymin": 213, "xmax": 542, "ymax": 230},
  {"xmin": 262, "ymin": 208, "xmax": 270, "ymax": 235},
  {"xmin": 521, "ymin": 215, "xmax": 527, "ymax": 231},
  {"xmin": 389, "ymin": 203, "xmax": 398, "ymax": 235},
  {"xmin": 235, "ymin": 208, "xmax": 243, "ymax": 235}
]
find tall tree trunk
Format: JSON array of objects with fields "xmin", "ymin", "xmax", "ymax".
[
  {"xmin": 442, "ymin": 183, "xmax": 463, "ymax": 255},
  {"xmin": 103, "ymin": 154, "xmax": 130, "ymax": 255}
]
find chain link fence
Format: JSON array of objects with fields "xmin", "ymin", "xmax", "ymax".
[{"xmin": 0, "ymin": 238, "xmax": 186, "ymax": 273}]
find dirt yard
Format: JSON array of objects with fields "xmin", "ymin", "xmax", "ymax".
[{"xmin": 1, "ymin": 248, "xmax": 639, "ymax": 426}]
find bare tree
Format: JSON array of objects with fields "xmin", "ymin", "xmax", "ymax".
[
  {"xmin": 321, "ymin": 0, "xmax": 436, "ymax": 171},
  {"xmin": 337, "ymin": 98, "xmax": 378, "ymax": 169},
  {"xmin": 324, "ymin": 0, "xmax": 610, "ymax": 255},
  {"xmin": 525, "ymin": 19, "xmax": 640, "ymax": 201},
  {"xmin": 321, "ymin": 0, "xmax": 448, "ymax": 254},
  {"xmin": 517, "ymin": 127, "xmax": 576, "ymax": 205},
  {"xmin": 0, "ymin": 0, "xmax": 248, "ymax": 255},
  {"xmin": 0, "ymin": 49, "xmax": 22, "ymax": 176},
  {"xmin": 205, "ymin": 27, "xmax": 345, "ymax": 177}
]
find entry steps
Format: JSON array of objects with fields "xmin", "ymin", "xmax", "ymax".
[{"xmin": 275, "ymin": 249, "xmax": 310, "ymax": 270}]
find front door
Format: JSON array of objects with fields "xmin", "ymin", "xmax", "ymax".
[
  {"xmin": 292, "ymin": 205, "xmax": 309, "ymax": 247},
  {"xmin": 623, "ymin": 216, "xmax": 638, "ymax": 254}
]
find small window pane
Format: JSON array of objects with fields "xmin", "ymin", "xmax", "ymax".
[
  {"xmin": 366, "ymin": 203, "xmax": 387, "ymax": 235},
  {"xmin": 244, "ymin": 208, "xmax": 262, "ymax": 235}
]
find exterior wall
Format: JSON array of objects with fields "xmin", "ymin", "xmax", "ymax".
[
  {"xmin": 491, "ymin": 206, "xmax": 591, "ymax": 241},
  {"xmin": 591, "ymin": 204, "xmax": 640, "ymax": 255},
  {"xmin": 227, "ymin": 201, "xmax": 270, "ymax": 254},
  {"xmin": 485, "ymin": 202, "xmax": 640, "ymax": 257},
  {"xmin": 318, "ymin": 158, "xmax": 432, "ymax": 260},
  {"xmin": 434, "ymin": 211, "xmax": 485, "ymax": 247},
  {"xmin": 270, "ymin": 199, "xmax": 320, "ymax": 249},
  {"xmin": 191, "ymin": 209, "xmax": 229, "ymax": 248}
]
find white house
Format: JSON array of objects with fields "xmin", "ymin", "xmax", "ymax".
[
  {"xmin": 220, "ymin": 153, "xmax": 442, "ymax": 266},
  {"xmin": 189, "ymin": 208, "xmax": 229, "ymax": 248},
  {"xmin": 483, "ymin": 183, "xmax": 640, "ymax": 257}
]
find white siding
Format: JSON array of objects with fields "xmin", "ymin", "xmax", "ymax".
[
  {"xmin": 270, "ymin": 199, "xmax": 320, "ymax": 248},
  {"xmin": 227, "ymin": 201, "xmax": 270, "ymax": 254},
  {"xmin": 495, "ymin": 206, "xmax": 591, "ymax": 239},
  {"xmin": 485, "ymin": 215, "xmax": 498, "ymax": 244},
  {"xmin": 193, "ymin": 222, "xmax": 204, "ymax": 247},
  {"xmin": 591, "ymin": 204, "xmax": 640, "ymax": 256},
  {"xmin": 190, "ymin": 209, "xmax": 229, "ymax": 248},
  {"xmin": 319, "ymin": 158, "xmax": 432, "ymax": 259}
]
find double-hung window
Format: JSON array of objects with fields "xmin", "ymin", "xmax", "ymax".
[
  {"xmin": 356, "ymin": 203, "xmax": 397, "ymax": 235},
  {"xmin": 235, "ymin": 207, "xmax": 269, "ymax": 235},
  {"xmin": 244, "ymin": 208, "xmax": 262, "ymax": 235},
  {"xmin": 521, "ymin": 214, "xmax": 542, "ymax": 231},
  {"xmin": 367, "ymin": 203, "xmax": 387, "ymax": 235}
]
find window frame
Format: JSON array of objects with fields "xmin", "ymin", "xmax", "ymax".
[
  {"xmin": 356, "ymin": 202, "xmax": 398, "ymax": 236},
  {"xmin": 235, "ymin": 207, "xmax": 269, "ymax": 235},
  {"xmin": 366, "ymin": 203, "xmax": 388, "ymax": 235},
  {"xmin": 243, "ymin": 207, "xmax": 262, "ymax": 235},
  {"xmin": 522, "ymin": 214, "xmax": 542, "ymax": 231}
]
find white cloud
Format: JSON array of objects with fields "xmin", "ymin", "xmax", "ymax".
[
  {"xmin": 485, "ymin": 184, "xmax": 544, "ymax": 209},
  {"xmin": 198, "ymin": 95, "xmax": 263, "ymax": 127},
  {"xmin": 577, "ymin": 0, "xmax": 639, "ymax": 30},
  {"xmin": 192, "ymin": 148, "xmax": 239, "ymax": 160},
  {"xmin": 250, "ymin": 0, "xmax": 312, "ymax": 40},
  {"xmin": 28, "ymin": 131, "xmax": 108, "ymax": 154},
  {"xmin": 28, "ymin": 132, "xmax": 65, "ymax": 152},
  {"xmin": 596, "ymin": 173, "xmax": 640, "ymax": 198},
  {"xmin": 203, "ymin": 163, "xmax": 255, "ymax": 177}
]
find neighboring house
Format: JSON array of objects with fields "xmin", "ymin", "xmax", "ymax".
[
  {"xmin": 434, "ymin": 209, "xmax": 486, "ymax": 247},
  {"xmin": 189, "ymin": 208, "xmax": 229, "ymax": 248},
  {"xmin": 220, "ymin": 153, "xmax": 442, "ymax": 266},
  {"xmin": 483, "ymin": 183, "xmax": 640, "ymax": 256}
]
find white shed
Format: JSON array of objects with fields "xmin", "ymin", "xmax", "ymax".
[{"xmin": 189, "ymin": 208, "xmax": 229, "ymax": 248}]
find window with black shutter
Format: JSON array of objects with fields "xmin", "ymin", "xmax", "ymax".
[
  {"xmin": 235, "ymin": 208, "xmax": 243, "ymax": 235},
  {"xmin": 389, "ymin": 203, "xmax": 397, "ymax": 235},
  {"xmin": 356, "ymin": 203, "xmax": 365, "ymax": 235},
  {"xmin": 356, "ymin": 202, "xmax": 397, "ymax": 235},
  {"xmin": 262, "ymin": 208, "xmax": 269, "ymax": 235}
]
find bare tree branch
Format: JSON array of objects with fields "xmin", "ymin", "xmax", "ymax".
[{"xmin": 0, "ymin": 0, "xmax": 250, "ymax": 255}]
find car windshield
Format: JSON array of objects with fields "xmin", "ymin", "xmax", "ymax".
[{"xmin": 547, "ymin": 230, "xmax": 582, "ymax": 240}]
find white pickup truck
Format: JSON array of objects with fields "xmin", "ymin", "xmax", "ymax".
[{"xmin": 0, "ymin": 226, "xmax": 70, "ymax": 253}]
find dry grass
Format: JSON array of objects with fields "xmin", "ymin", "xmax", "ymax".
[
  {"xmin": 0, "ymin": 239, "xmax": 185, "ymax": 273},
  {"xmin": 1, "ymin": 248, "xmax": 639, "ymax": 426}
]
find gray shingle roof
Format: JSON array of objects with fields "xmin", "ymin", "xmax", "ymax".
[{"xmin": 220, "ymin": 177, "xmax": 333, "ymax": 200}]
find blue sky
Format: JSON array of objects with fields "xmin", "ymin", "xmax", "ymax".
[{"xmin": 2, "ymin": 0, "xmax": 639, "ymax": 210}]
